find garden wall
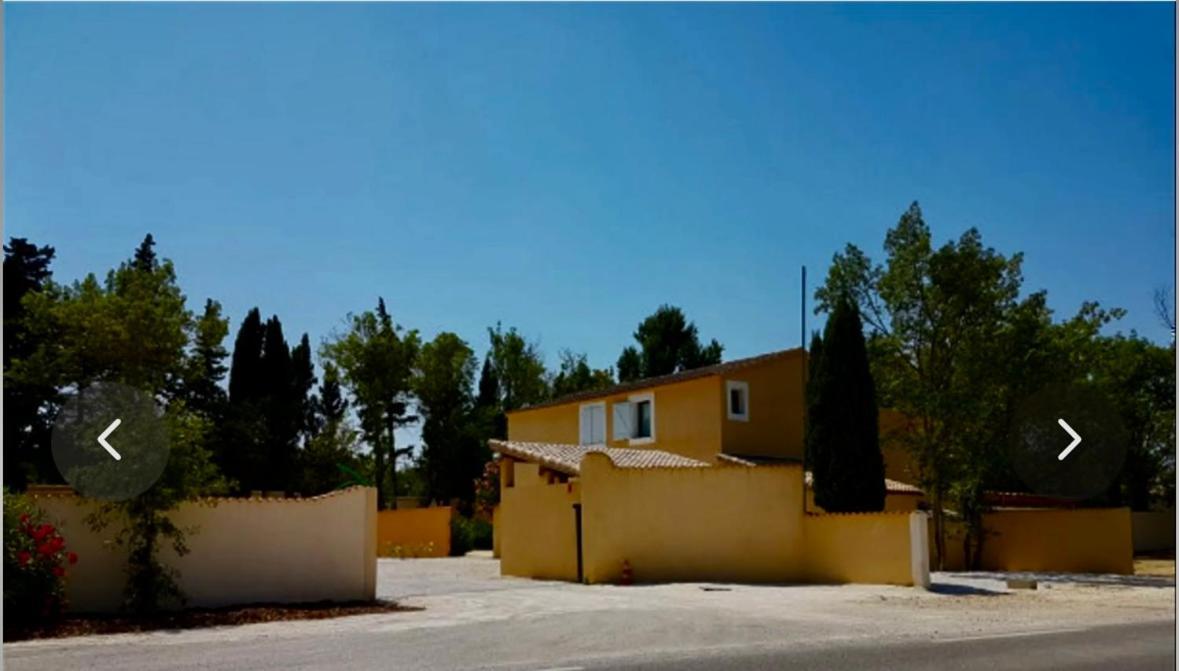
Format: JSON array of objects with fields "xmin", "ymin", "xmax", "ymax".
[
  {"xmin": 936, "ymin": 508, "xmax": 1134, "ymax": 574},
  {"xmin": 376, "ymin": 506, "xmax": 452, "ymax": 558},
  {"xmin": 578, "ymin": 454, "xmax": 926, "ymax": 586},
  {"xmin": 1131, "ymin": 510, "xmax": 1175, "ymax": 554},
  {"xmin": 33, "ymin": 486, "xmax": 378, "ymax": 613}
]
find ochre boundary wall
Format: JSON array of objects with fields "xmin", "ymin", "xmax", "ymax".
[
  {"xmin": 33, "ymin": 486, "xmax": 378, "ymax": 613},
  {"xmin": 575, "ymin": 453, "xmax": 926, "ymax": 586},
  {"xmin": 803, "ymin": 512, "xmax": 927, "ymax": 586},
  {"xmin": 937, "ymin": 508, "xmax": 1134, "ymax": 574},
  {"xmin": 1131, "ymin": 511, "xmax": 1175, "ymax": 554},
  {"xmin": 377, "ymin": 506, "xmax": 452, "ymax": 557}
]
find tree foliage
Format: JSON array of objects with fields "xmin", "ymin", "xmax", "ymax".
[
  {"xmin": 806, "ymin": 295, "xmax": 885, "ymax": 512},
  {"xmin": 221, "ymin": 311, "xmax": 313, "ymax": 493},
  {"xmin": 485, "ymin": 323, "xmax": 549, "ymax": 411},
  {"xmin": 414, "ymin": 332, "xmax": 485, "ymax": 508},
  {"xmin": 8, "ymin": 235, "xmax": 226, "ymax": 612},
  {"xmin": 551, "ymin": 350, "xmax": 614, "ymax": 398},
  {"xmin": 321, "ymin": 298, "xmax": 420, "ymax": 509},
  {"xmin": 3, "ymin": 239, "xmax": 59, "ymax": 488},
  {"xmin": 616, "ymin": 305, "xmax": 722, "ymax": 382},
  {"xmin": 815, "ymin": 202, "xmax": 1162, "ymax": 568}
]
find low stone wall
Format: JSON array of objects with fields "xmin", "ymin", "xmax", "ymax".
[{"xmin": 33, "ymin": 486, "xmax": 378, "ymax": 613}]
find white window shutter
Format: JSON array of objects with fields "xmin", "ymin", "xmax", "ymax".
[
  {"xmin": 592, "ymin": 406, "xmax": 606, "ymax": 444},
  {"xmin": 579, "ymin": 406, "xmax": 592, "ymax": 444},
  {"xmin": 612, "ymin": 402, "xmax": 635, "ymax": 440}
]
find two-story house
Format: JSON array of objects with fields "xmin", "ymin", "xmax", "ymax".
[{"xmin": 504, "ymin": 348, "xmax": 807, "ymax": 465}]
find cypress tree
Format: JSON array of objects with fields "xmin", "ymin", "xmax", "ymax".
[
  {"xmin": 808, "ymin": 294, "xmax": 885, "ymax": 512},
  {"xmin": 228, "ymin": 309, "xmax": 265, "ymax": 404},
  {"xmin": 291, "ymin": 333, "xmax": 318, "ymax": 442},
  {"xmin": 804, "ymin": 331, "xmax": 824, "ymax": 470},
  {"xmin": 260, "ymin": 316, "xmax": 296, "ymax": 491}
]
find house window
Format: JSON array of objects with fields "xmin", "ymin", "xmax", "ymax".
[
  {"xmin": 579, "ymin": 402, "xmax": 606, "ymax": 445},
  {"xmin": 635, "ymin": 399, "xmax": 652, "ymax": 439},
  {"xmin": 611, "ymin": 392, "xmax": 655, "ymax": 444},
  {"xmin": 727, "ymin": 380, "xmax": 749, "ymax": 421}
]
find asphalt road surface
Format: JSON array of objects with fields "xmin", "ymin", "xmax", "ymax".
[{"xmin": 574, "ymin": 621, "xmax": 1176, "ymax": 670}]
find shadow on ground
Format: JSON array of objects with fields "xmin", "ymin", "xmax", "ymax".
[
  {"xmin": 939, "ymin": 571, "xmax": 1175, "ymax": 589},
  {"xmin": 927, "ymin": 582, "xmax": 1008, "ymax": 597}
]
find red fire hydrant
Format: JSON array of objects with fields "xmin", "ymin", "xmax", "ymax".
[{"xmin": 620, "ymin": 559, "xmax": 634, "ymax": 586}]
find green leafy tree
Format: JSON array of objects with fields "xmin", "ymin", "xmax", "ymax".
[
  {"xmin": 807, "ymin": 295, "xmax": 885, "ymax": 512},
  {"xmin": 415, "ymin": 332, "xmax": 485, "ymax": 507},
  {"xmin": 616, "ymin": 347, "xmax": 642, "ymax": 384},
  {"xmin": 299, "ymin": 363, "xmax": 364, "ymax": 496},
  {"xmin": 486, "ymin": 323, "xmax": 549, "ymax": 410},
  {"xmin": 12, "ymin": 235, "xmax": 225, "ymax": 612},
  {"xmin": 816, "ymin": 203, "xmax": 1118, "ymax": 568},
  {"xmin": 551, "ymin": 350, "xmax": 614, "ymax": 398},
  {"xmin": 1088, "ymin": 334, "xmax": 1175, "ymax": 510},
  {"xmin": 616, "ymin": 305, "xmax": 722, "ymax": 381},
  {"xmin": 322, "ymin": 298, "xmax": 420, "ymax": 509}
]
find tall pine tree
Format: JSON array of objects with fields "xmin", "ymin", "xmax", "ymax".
[{"xmin": 806, "ymin": 294, "xmax": 885, "ymax": 512}]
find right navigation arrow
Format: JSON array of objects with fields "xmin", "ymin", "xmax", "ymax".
[{"xmin": 1057, "ymin": 418, "xmax": 1082, "ymax": 461}]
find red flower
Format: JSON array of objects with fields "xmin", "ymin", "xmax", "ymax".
[
  {"xmin": 67, "ymin": 552, "xmax": 79, "ymax": 565},
  {"xmin": 19, "ymin": 514, "xmax": 30, "ymax": 525},
  {"xmin": 37, "ymin": 543, "xmax": 54, "ymax": 556},
  {"xmin": 17, "ymin": 551, "xmax": 31, "ymax": 566},
  {"xmin": 51, "ymin": 566, "xmax": 65, "ymax": 578},
  {"xmin": 32, "ymin": 524, "xmax": 53, "ymax": 541}
]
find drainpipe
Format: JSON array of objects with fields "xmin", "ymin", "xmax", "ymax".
[{"xmin": 801, "ymin": 265, "xmax": 809, "ymax": 515}]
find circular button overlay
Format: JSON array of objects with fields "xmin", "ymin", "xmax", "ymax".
[
  {"xmin": 51, "ymin": 381, "xmax": 171, "ymax": 501},
  {"xmin": 1009, "ymin": 382, "xmax": 1127, "ymax": 502}
]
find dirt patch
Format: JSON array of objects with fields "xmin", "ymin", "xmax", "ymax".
[
  {"xmin": 1135, "ymin": 558, "xmax": 1175, "ymax": 577},
  {"xmin": 5, "ymin": 600, "xmax": 419, "ymax": 642}
]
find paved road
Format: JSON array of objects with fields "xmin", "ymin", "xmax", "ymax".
[
  {"xmin": 5, "ymin": 559, "xmax": 1174, "ymax": 671},
  {"xmin": 574, "ymin": 621, "xmax": 1175, "ymax": 670}
]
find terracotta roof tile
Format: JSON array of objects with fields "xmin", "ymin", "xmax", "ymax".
[
  {"xmin": 489, "ymin": 440, "xmax": 709, "ymax": 475},
  {"xmin": 803, "ymin": 470, "xmax": 924, "ymax": 495}
]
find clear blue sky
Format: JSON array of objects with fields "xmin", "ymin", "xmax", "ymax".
[{"xmin": 7, "ymin": 2, "xmax": 1176, "ymax": 381}]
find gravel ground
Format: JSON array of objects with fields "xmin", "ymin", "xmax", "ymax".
[{"xmin": 4, "ymin": 556, "xmax": 1174, "ymax": 671}]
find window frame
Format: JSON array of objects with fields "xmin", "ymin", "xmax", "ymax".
[
  {"xmin": 726, "ymin": 380, "xmax": 750, "ymax": 421},
  {"xmin": 627, "ymin": 392, "xmax": 656, "ymax": 445}
]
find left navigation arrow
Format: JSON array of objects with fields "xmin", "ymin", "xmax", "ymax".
[{"xmin": 97, "ymin": 418, "xmax": 122, "ymax": 461}]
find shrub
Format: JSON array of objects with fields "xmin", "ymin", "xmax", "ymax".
[
  {"xmin": 449, "ymin": 515, "xmax": 493, "ymax": 556},
  {"xmin": 3, "ymin": 489, "xmax": 77, "ymax": 634}
]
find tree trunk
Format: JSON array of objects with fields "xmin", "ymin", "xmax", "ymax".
[
  {"xmin": 388, "ymin": 414, "xmax": 398, "ymax": 510},
  {"xmin": 931, "ymin": 489, "xmax": 945, "ymax": 571}
]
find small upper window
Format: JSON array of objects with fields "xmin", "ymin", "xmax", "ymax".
[
  {"xmin": 635, "ymin": 399, "xmax": 652, "ymax": 439},
  {"xmin": 612, "ymin": 393, "xmax": 655, "ymax": 443},
  {"xmin": 727, "ymin": 380, "xmax": 749, "ymax": 421}
]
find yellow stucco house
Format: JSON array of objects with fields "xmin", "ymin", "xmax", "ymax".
[
  {"xmin": 491, "ymin": 349, "xmax": 931, "ymax": 586},
  {"xmin": 500, "ymin": 348, "xmax": 922, "ymax": 511}
]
